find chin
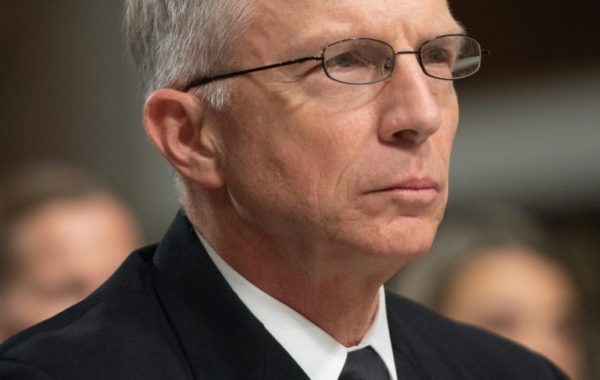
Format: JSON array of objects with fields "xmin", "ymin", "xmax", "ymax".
[
  {"xmin": 372, "ymin": 217, "xmax": 439, "ymax": 258},
  {"xmin": 394, "ymin": 238, "xmax": 434, "ymax": 258}
]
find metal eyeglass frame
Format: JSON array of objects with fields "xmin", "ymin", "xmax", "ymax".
[{"xmin": 182, "ymin": 34, "xmax": 488, "ymax": 91}]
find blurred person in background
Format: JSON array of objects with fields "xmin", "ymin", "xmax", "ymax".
[
  {"xmin": 0, "ymin": 162, "xmax": 141, "ymax": 342},
  {"xmin": 387, "ymin": 204, "xmax": 586, "ymax": 380}
]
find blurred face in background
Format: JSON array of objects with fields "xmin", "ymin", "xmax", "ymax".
[
  {"xmin": 438, "ymin": 247, "xmax": 583, "ymax": 379},
  {"xmin": 0, "ymin": 194, "xmax": 140, "ymax": 341}
]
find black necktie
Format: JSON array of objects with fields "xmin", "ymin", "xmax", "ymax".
[{"xmin": 339, "ymin": 346, "xmax": 390, "ymax": 380}]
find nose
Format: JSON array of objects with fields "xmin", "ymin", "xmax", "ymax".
[{"xmin": 377, "ymin": 57, "xmax": 448, "ymax": 146}]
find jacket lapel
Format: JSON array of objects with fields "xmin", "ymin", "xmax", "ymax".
[
  {"xmin": 150, "ymin": 212, "xmax": 308, "ymax": 380},
  {"xmin": 386, "ymin": 293, "xmax": 432, "ymax": 379}
]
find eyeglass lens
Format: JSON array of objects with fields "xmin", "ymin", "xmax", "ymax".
[{"xmin": 322, "ymin": 35, "xmax": 481, "ymax": 84}]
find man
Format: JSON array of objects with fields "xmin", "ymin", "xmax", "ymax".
[
  {"xmin": 0, "ymin": 0, "xmax": 567, "ymax": 379},
  {"xmin": 0, "ymin": 162, "xmax": 141, "ymax": 342}
]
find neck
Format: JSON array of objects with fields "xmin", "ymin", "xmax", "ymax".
[
  {"xmin": 220, "ymin": 240, "xmax": 385, "ymax": 346},
  {"xmin": 189, "ymin": 190, "xmax": 403, "ymax": 346}
]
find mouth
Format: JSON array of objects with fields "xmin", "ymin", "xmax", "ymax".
[
  {"xmin": 367, "ymin": 177, "xmax": 440, "ymax": 192},
  {"xmin": 381, "ymin": 177, "xmax": 439, "ymax": 191},
  {"xmin": 365, "ymin": 177, "xmax": 441, "ymax": 204}
]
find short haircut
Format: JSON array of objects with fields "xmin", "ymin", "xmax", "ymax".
[{"xmin": 124, "ymin": 0, "xmax": 255, "ymax": 108}]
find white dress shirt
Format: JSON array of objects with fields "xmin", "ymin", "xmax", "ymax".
[{"xmin": 197, "ymin": 232, "xmax": 398, "ymax": 380}]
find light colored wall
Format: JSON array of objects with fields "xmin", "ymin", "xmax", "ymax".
[{"xmin": 451, "ymin": 69, "xmax": 600, "ymax": 211}]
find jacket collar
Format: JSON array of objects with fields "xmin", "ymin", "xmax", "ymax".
[{"xmin": 150, "ymin": 211, "xmax": 309, "ymax": 380}]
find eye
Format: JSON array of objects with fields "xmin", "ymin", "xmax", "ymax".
[
  {"xmin": 322, "ymin": 38, "xmax": 395, "ymax": 84},
  {"xmin": 325, "ymin": 51, "xmax": 364, "ymax": 69},
  {"xmin": 383, "ymin": 56, "xmax": 394, "ymax": 71},
  {"xmin": 423, "ymin": 47, "xmax": 451, "ymax": 64}
]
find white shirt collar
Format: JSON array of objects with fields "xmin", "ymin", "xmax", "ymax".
[{"xmin": 196, "ymin": 231, "xmax": 397, "ymax": 380}]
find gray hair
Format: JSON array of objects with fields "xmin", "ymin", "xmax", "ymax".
[
  {"xmin": 124, "ymin": 0, "xmax": 254, "ymax": 108},
  {"xmin": 125, "ymin": 0, "xmax": 255, "ymax": 215}
]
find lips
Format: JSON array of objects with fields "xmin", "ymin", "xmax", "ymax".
[
  {"xmin": 362, "ymin": 176, "xmax": 441, "ymax": 207},
  {"xmin": 367, "ymin": 177, "xmax": 440, "ymax": 194}
]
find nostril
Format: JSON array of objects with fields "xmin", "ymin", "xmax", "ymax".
[
  {"xmin": 392, "ymin": 129, "xmax": 417, "ymax": 140},
  {"xmin": 388, "ymin": 129, "xmax": 422, "ymax": 148}
]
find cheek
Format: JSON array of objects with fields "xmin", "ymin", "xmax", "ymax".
[
  {"xmin": 227, "ymin": 89, "xmax": 365, "ymax": 184},
  {"xmin": 434, "ymin": 80, "xmax": 459, "ymax": 126},
  {"xmin": 288, "ymin": 111, "xmax": 380, "ymax": 215},
  {"xmin": 221, "ymin": 97, "xmax": 371, "ymax": 231},
  {"xmin": 434, "ymin": 124, "xmax": 458, "ymax": 169}
]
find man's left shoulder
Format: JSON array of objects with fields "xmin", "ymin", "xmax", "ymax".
[{"xmin": 385, "ymin": 291, "xmax": 568, "ymax": 379}]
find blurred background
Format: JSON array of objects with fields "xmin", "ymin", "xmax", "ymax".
[{"xmin": 1, "ymin": 0, "xmax": 598, "ymax": 377}]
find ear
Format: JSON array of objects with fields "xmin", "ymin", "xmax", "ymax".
[{"xmin": 143, "ymin": 89, "xmax": 225, "ymax": 188}]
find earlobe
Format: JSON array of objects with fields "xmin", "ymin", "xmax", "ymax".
[{"xmin": 143, "ymin": 89, "xmax": 225, "ymax": 189}]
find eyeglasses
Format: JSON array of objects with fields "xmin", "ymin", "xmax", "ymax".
[{"xmin": 183, "ymin": 34, "xmax": 486, "ymax": 91}]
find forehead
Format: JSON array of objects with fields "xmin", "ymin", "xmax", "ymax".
[{"xmin": 248, "ymin": 0, "xmax": 461, "ymax": 56}]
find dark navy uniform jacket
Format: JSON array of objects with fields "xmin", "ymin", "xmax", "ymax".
[{"xmin": 0, "ymin": 212, "xmax": 568, "ymax": 379}]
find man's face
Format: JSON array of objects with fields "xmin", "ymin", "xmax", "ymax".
[{"xmin": 213, "ymin": 0, "xmax": 461, "ymax": 260}]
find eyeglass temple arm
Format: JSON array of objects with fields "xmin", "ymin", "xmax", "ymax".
[{"xmin": 183, "ymin": 55, "xmax": 322, "ymax": 91}]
